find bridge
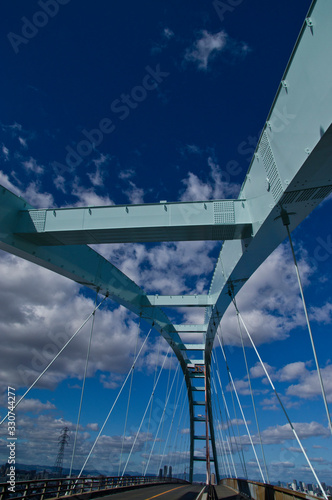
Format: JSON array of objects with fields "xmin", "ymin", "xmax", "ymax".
[{"xmin": 0, "ymin": 0, "xmax": 332, "ymax": 499}]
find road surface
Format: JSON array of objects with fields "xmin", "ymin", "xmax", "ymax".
[{"xmin": 96, "ymin": 483, "xmax": 203, "ymax": 499}]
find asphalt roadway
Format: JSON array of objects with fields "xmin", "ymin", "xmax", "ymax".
[
  {"xmin": 95, "ymin": 483, "xmax": 203, "ymax": 499},
  {"xmin": 94, "ymin": 483, "xmax": 244, "ymax": 499}
]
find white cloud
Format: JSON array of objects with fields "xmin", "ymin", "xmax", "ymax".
[
  {"xmin": 86, "ymin": 423, "xmax": 99, "ymax": 431},
  {"xmin": 163, "ymin": 27, "xmax": 174, "ymax": 40},
  {"xmin": 118, "ymin": 169, "xmax": 135, "ymax": 180},
  {"xmin": 180, "ymin": 156, "xmax": 240, "ymax": 202},
  {"xmin": 1, "ymin": 144, "xmax": 9, "ymax": 160},
  {"xmin": 87, "ymin": 166, "xmax": 105, "ymax": 187},
  {"xmin": 216, "ymin": 243, "xmax": 331, "ymax": 348},
  {"xmin": 250, "ymin": 362, "xmax": 275, "ymax": 380},
  {"xmin": 93, "ymin": 240, "xmax": 218, "ymax": 296},
  {"xmin": 23, "ymin": 181, "xmax": 54, "ymax": 207},
  {"xmin": 124, "ymin": 181, "xmax": 145, "ymax": 204},
  {"xmin": 278, "ymin": 361, "xmax": 309, "ymax": 382},
  {"xmin": 19, "ymin": 136, "xmax": 28, "ymax": 149},
  {"xmin": 237, "ymin": 421, "xmax": 330, "ymax": 446},
  {"xmin": 0, "ymin": 170, "xmax": 21, "ymax": 196},
  {"xmin": 310, "ymin": 302, "xmax": 332, "ymax": 324},
  {"xmin": 71, "ymin": 178, "xmax": 114, "ymax": 206},
  {"xmin": 22, "ymin": 157, "xmax": 44, "ymax": 174},
  {"xmin": 18, "ymin": 398, "xmax": 56, "ymax": 413},
  {"xmin": 0, "ymin": 252, "xmax": 151, "ymax": 393},
  {"xmin": 286, "ymin": 364, "xmax": 332, "ymax": 403},
  {"xmin": 185, "ymin": 30, "xmax": 228, "ymax": 70},
  {"xmin": 0, "ymin": 170, "xmax": 54, "ymax": 207}
]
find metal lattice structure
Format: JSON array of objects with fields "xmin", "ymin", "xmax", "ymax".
[
  {"xmin": 0, "ymin": 0, "xmax": 331, "ymax": 484},
  {"xmin": 54, "ymin": 427, "xmax": 70, "ymax": 478}
]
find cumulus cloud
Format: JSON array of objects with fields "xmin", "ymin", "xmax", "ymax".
[
  {"xmin": 22, "ymin": 157, "xmax": 44, "ymax": 174},
  {"xmin": 180, "ymin": 156, "xmax": 240, "ymax": 202},
  {"xmin": 184, "ymin": 30, "xmax": 250, "ymax": 71},
  {"xmin": 71, "ymin": 178, "xmax": 114, "ymax": 206},
  {"xmin": 239, "ymin": 421, "xmax": 330, "ymax": 446},
  {"xmin": 0, "ymin": 251, "xmax": 155, "ymax": 393},
  {"xmin": 216, "ymin": 242, "xmax": 331, "ymax": 348},
  {"xmin": 93, "ymin": 240, "xmax": 218, "ymax": 297},
  {"xmin": 0, "ymin": 170, "xmax": 54, "ymax": 207},
  {"xmin": 286, "ymin": 364, "xmax": 332, "ymax": 403},
  {"xmin": 123, "ymin": 181, "xmax": 145, "ymax": 204}
]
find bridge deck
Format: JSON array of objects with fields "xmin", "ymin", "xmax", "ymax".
[
  {"xmin": 93, "ymin": 483, "xmax": 202, "ymax": 499},
  {"xmin": 215, "ymin": 485, "xmax": 246, "ymax": 500}
]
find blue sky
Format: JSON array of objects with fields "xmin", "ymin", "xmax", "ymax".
[{"xmin": 1, "ymin": 0, "xmax": 332, "ymax": 487}]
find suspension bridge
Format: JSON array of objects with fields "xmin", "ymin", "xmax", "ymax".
[{"xmin": 1, "ymin": 0, "xmax": 332, "ymax": 499}]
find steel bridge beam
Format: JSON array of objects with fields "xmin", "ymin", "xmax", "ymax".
[
  {"xmin": 14, "ymin": 200, "xmax": 252, "ymax": 245},
  {"xmin": 143, "ymin": 295, "xmax": 216, "ymax": 307},
  {"xmin": 205, "ymin": 0, "xmax": 332, "ymax": 357}
]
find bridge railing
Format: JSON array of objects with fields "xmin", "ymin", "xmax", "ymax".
[
  {"xmin": 221, "ymin": 478, "xmax": 331, "ymax": 500},
  {"xmin": 0, "ymin": 475, "xmax": 186, "ymax": 500}
]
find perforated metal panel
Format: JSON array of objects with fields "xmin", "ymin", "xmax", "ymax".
[
  {"xmin": 280, "ymin": 191, "xmax": 299, "ymax": 204},
  {"xmin": 213, "ymin": 201, "xmax": 235, "ymax": 224},
  {"xmin": 313, "ymin": 185, "xmax": 332, "ymax": 199},
  {"xmin": 280, "ymin": 185, "xmax": 332, "ymax": 205},
  {"xmin": 259, "ymin": 131, "xmax": 283, "ymax": 202},
  {"xmin": 29, "ymin": 210, "xmax": 46, "ymax": 232},
  {"xmin": 296, "ymin": 188, "xmax": 318, "ymax": 202}
]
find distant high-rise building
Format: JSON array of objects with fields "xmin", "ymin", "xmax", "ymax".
[
  {"xmin": 159, "ymin": 469, "xmax": 163, "ymax": 480},
  {"xmin": 292, "ymin": 480, "xmax": 298, "ymax": 491},
  {"xmin": 211, "ymin": 473, "xmax": 216, "ymax": 485},
  {"xmin": 164, "ymin": 465, "xmax": 168, "ymax": 479},
  {"xmin": 168, "ymin": 466, "xmax": 172, "ymax": 479}
]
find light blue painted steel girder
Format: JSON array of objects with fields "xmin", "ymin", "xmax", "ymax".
[
  {"xmin": 14, "ymin": 200, "xmax": 251, "ymax": 245},
  {"xmin": 0, "ymin": 185, "xmax": 198, "ymax": 482},
  {"xmin": 144, "ymin": 295, "xmax": 217, "ymax": 307},
  {"xmin": 0, "ymin": 187, "xmax": 187, "ymax": 350},
  {"xmin": 205, "ymin": 0, "xmax": 332, "ymax": 355}
]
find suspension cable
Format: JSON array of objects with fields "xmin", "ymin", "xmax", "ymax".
[
  {"xmin": 144, "ymin": 363, "xmax": 180, "ymax": 476},
  {"xmin": 69, "ymin": 291, "xmax": 99, "ymax": 478},
  {"xmin": 118, "ymin": 316, "xmax": 141, "ymax": 476},
  {"xmin": 235, "ymin": 302, "xmax": 270, "ymax": 483},
  {"xmin": 233, "ymin": 299, "xmax": 328, "ymax": 500},
  {"xmin": 121, "ymin": 345, "xmax": 171, "ymax": 477},
  {"xmin": 159, "ymin": 371, "xmax": 184, "ymax": 473},
  {"xmin": 0, "ymin": 295, "xmax": 107, "ymax": 426},
  {"xmin": 211, "ymin": 378, "xmax": 231, "ymax": 478},
  {"xmin": 169, "ymin": 379, "xmax": 188, "ymax": 474},
  {"xmin": 215, "ymin": 340, "xmax": 248, "ymax": 479},
  {"xmin": 217, "ymin": 332, "xmax": 266, "ymax": 483},
  {"xmin": 77, "ymin": 326, "xmax": 152, "ymax": 479},
  {"xmin": 141, "ymin": 337, "xmax": 162, "ymax": 475},
  {"xmin": 211, "ymin": 373, "xmax": 235, "ymax": 478},
  {"xmin": 212, "ymin": 350, "xmax": 242, "ymax": 478},
  {"xmin": 157, "ymin": 351, "xmax": 173, "ymax": 459},
  {"xmin": 285, "ymin": 223, "xmax": 332, "ymax": 434}
]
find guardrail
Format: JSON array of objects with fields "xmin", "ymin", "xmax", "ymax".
[
  {"xmin": 0, "ymin": 475, "xmax": 187, "ymax": 500},
  {"xmin": 196, "ymin": 484, "xmax": 218, "ymax": 500},
  {"xmin": 221, "ymin": 478, "xmax": 332, "ymax": 500}
]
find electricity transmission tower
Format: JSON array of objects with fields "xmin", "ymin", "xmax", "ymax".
[{"xmin": 54, "ymin": 427, "xmax": 70, "ymax": 478}]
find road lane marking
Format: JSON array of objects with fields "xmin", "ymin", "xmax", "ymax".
[{"xmin": 145, "ymin": 485, "xmax": 186, "ymax": 499}]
